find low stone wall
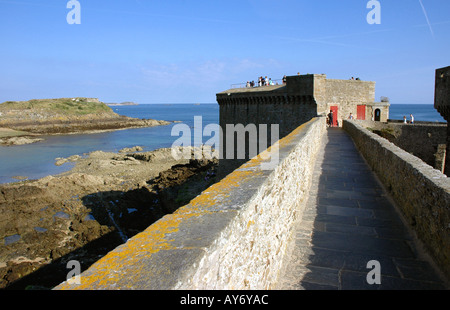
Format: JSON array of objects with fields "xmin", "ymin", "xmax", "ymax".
[
  {"xmin": 343, "ymin": 120, "xmax": 450, "ymax": 279},
  {"xmin": 352, "ymin": 120, "xmax": 447, "ymax": 171},
  {"xmin": 54, "ymin": 117, "xmax": 327, "ymax": 290}
]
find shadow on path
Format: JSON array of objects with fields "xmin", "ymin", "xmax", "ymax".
[{"xmin": 278, "ymin": 128, "xmax": 448, "ymax": 290}]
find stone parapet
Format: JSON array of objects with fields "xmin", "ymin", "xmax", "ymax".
[
  {"xmin": 352, "ymin": 120, "xmax": 447, "ymax": 171},
  {"xmin": 54, "ymin": 117, "xmax": 327, "ymax": 290},
  {"xmin": 343, "ymin": 120, "xmax": 450, "ymax": 279}
]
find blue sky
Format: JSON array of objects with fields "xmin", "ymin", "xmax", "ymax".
[{"xmin": 0, "ymin": 0, "xmax": 449, "ymax": 104}]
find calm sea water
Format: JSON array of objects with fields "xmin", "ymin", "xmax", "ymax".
[
  {"xmin": 389, "ymin": 104, "xmax": 446, "ymax": 123},
  {"xmin": 0, "ymin": 103, "xmax": 445, "ymax": 184}
]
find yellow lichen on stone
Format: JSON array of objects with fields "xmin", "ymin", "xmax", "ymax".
[{"xmin": 57, "ymin": 118, "xmax": 326, "ymax": 290}]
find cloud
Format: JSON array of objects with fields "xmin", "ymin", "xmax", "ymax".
[
  {"xmin": 271, "ymin": 35, "xmax": 386, "ymax": 52},
  {"xmin": 139, "ymin": 58, "xmax": 278, "ymax": 88}
]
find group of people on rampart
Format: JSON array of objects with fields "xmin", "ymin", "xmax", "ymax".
[
  {"xmin": 245, "ymin": 75, "xmax": 288, "ymax": 88},
  {"xmin": 243, "ymin": 73, "xmax": 364, "ymax": 88}
]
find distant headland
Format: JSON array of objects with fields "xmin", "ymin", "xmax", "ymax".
[
  {"xmin": 106, "ymin": 101, "xmax": 139, "ymax": 106},
  {"xmin": 0, "ymin": 97, "xmax": 170, "ymax": 146}
]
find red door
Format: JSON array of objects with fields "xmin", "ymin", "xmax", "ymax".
[
  {"xmin": 330, "ymin": 106, "xmax": 338, "ymax": 127},
  {"xmin": 357, "ymin": 105, "xmax": 366, "ymax": 120}
]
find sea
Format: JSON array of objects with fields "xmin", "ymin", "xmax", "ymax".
[
  {"xmin": 0, "ymin": 103, "xmax": 446, "ymax": 184},
  {"xmin": 389, "ymin": 104, "xmax": 446, "ymax": 123}
]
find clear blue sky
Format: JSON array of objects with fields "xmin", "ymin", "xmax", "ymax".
[{"xmin": 1, "ymin": 0, "xmax": 449, "ymax": 104}]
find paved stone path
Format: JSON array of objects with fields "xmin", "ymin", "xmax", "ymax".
[{"xmin": 276, "ymin": 128, "xmax": 448, "ymax": 290}]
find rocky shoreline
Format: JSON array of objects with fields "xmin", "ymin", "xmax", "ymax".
[
  {"xmin": 0, "ymin": 146, "xmax": 217, "ymax": 290},
  {"xmin": 0, "ymin": 135, "xmax": 44, "ymax": 146},
  {"xmin": 1, "ymin": 116, "xmax": 171, "ymax": 135},
  {"xmin": 0, "ymin": 118, "xmax": 172, "ymax": 146},
  {"xmin": 0, "ymin": 127, "xmax": 42, "ymax": 146}
]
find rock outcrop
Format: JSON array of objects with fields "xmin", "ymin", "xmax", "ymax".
[{"xmin": 0, "ymin": 147, "xmax": 217, "ymax": 290}]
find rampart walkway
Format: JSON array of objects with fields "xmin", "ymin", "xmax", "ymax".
[{"xmin": 276, "ymin": 128, "xmax": 448, "ymax": 290}]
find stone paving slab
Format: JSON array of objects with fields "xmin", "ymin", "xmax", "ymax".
[{"xmin": 276, "ymin": 128, "xmax": 448, "ymax": 290}]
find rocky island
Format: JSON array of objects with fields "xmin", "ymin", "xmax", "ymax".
[{"xmin": 0, "ymin": 98, "xmax": 170, "ymax": 145}]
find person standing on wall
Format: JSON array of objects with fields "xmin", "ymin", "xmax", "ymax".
[
  {"xmin": 328, "ymin": 110, "xmax": 334, "ymax": 127},
  {"xmin": 410, "ymin": 114, "xmax": 414, "ymax": 124}
]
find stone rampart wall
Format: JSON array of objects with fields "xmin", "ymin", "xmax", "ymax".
[
  {"xmin": 54, "ymin": 117, "xmax": 327, "ymax": 290},
  {"xmin": 435, "ymin": 66, "xmax": 450, "ymax": 122},
  {"xmin": 325, "ymin": 79, "xmax": 376, "ymax": 106},
  {"xmin": 343, "ymin": 120, "xmax": 450, "ymax": 279},
  {"xmin": 353, "ymin": 120, "xmax": 447, "ymax": 170},
  {"xmin": 434, "ymin": 66, "xmax": 450, "ymax": 176},
  {"xmin": 217, "ymin": 94, "xmax": 318, "ymax": 178},
  {"xmin": 323, "ymin": 79, "xmax": 376, "ymax": 125}
]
